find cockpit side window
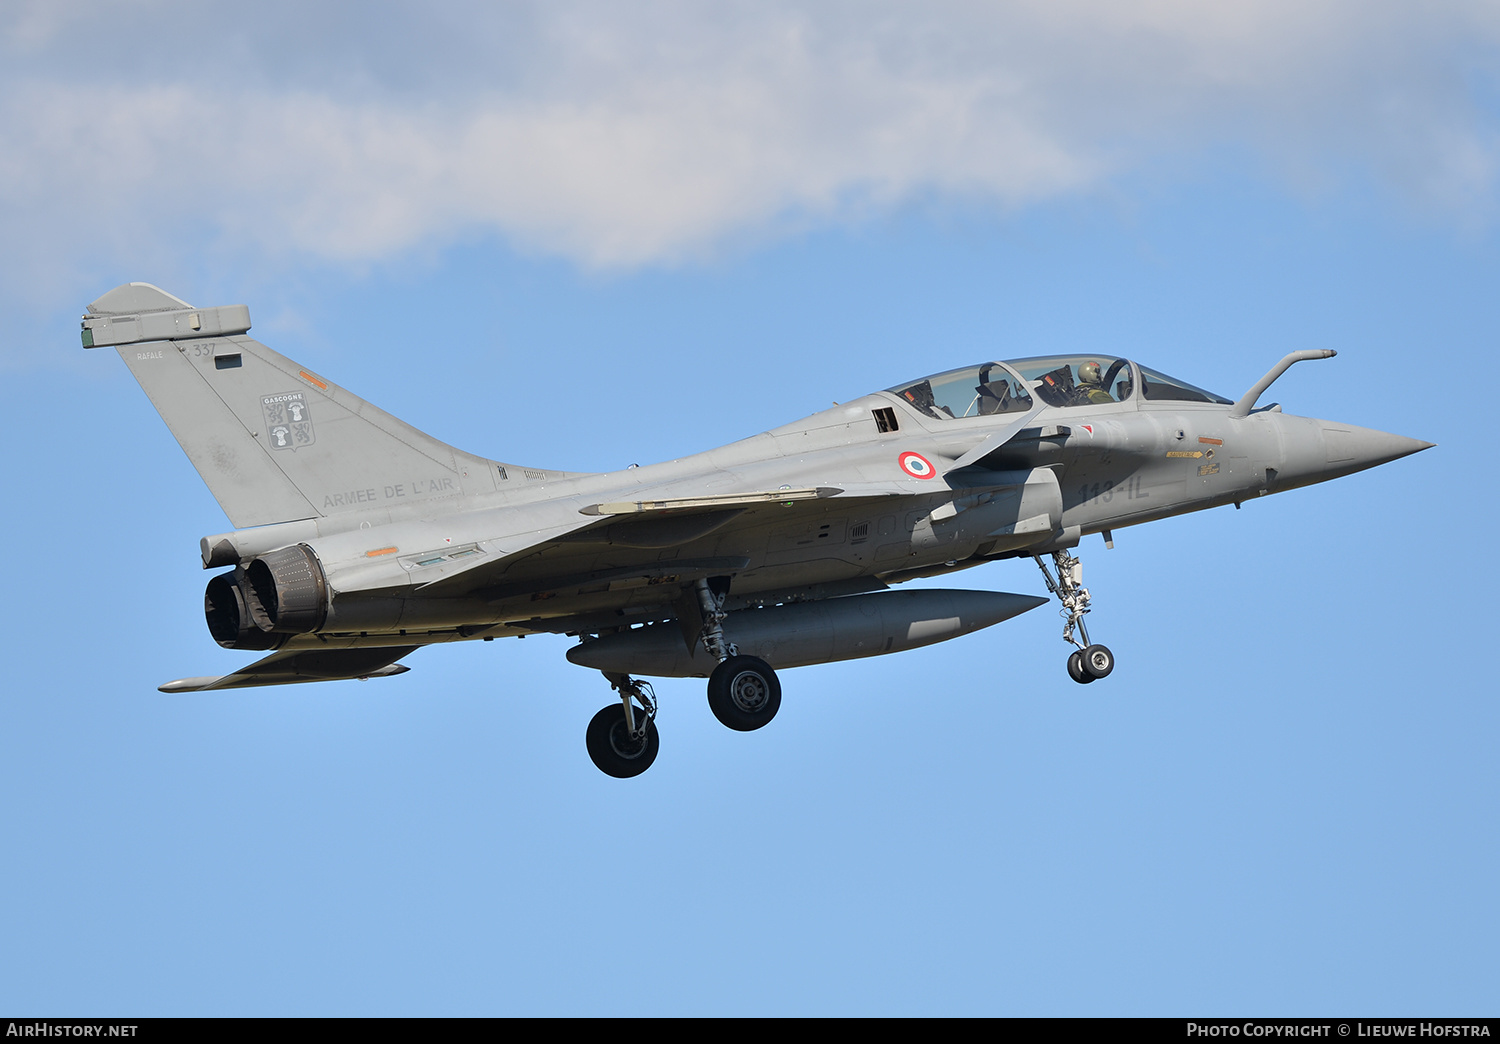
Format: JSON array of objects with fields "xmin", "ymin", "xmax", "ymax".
[
  {"xmin": 1010, "ymin": 357, "xmax": 1134, "ymax": 408},
  {"xmin": 1137, "ymin": 365, "xmax": 1232, "ymax": 405},
  {"xmin": 889, "ymin": 362, "xmax": 1032, "ymax": 421}
]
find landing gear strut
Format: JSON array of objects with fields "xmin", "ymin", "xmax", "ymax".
[
  {"xmin": 586, "ymin": 673, "xmax": 659, "ymax": 777},
  {"xmin": 1034, "ymin": 549, "xmax": 1114, "ymax": 684},
  {"xmin": 694, "ymin": 577, "xmax": 737, "ymax": 662},
  {"xmin": 695, "ymin": 577, "xmax": 781, "ymax": 731},
  {"xmin": 582, "ymin": 577, "xmax": 788, "ymax": 776}
]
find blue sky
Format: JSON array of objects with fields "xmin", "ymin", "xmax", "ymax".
[{"xmin": 2, "ymin": 2, "xmax": 1496, "ymax": 1015}]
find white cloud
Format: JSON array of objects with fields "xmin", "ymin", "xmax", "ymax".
[{"xmin": 2, "ymin": 0, "xmax": 1498, "ymax": 296}]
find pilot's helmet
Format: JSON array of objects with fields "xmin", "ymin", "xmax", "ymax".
[{"xmin": 1079, "ymin": 360, "xmax": 1102, "ymax": 385}]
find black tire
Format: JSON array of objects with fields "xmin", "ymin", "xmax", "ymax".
[
  {"xmin": 585, "ymin": 704, "xmax": 660, "ymax": 778},
  {"xmin": 1067, "ymin": 650, "xmax": 1095, "ymax": 685},
  {"xmin": 707, "ymin": 655, "xmax": 782, "ymax": 731},
  {"xmin": 1081, "ymin": 644, "xmax": 1114, "ymax": 680}
]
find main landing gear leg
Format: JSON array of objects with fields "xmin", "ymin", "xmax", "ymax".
[
  {"xmin": 1033, "ymin": 549, "xmax": 1115, "ymax": 684},
  {"xmin": 695, "ymin": 577, "xmax": 782, "ymax": 731},
  {"xmin": 694, "ymin": 577, "xmax": 736, "ymax": 663},
  {"xmin": 585, "ymin": 672, "xmax": 660, "ymax": 778}
]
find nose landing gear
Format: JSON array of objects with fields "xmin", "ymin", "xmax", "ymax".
[{"xmin": 1035, "ymin": 549, "xmax": 1114, "ymax": 684}]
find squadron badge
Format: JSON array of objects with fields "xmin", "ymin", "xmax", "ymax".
[{"xmin": 263, "ymin": 391, "xmax": 316, "ymax": 451}]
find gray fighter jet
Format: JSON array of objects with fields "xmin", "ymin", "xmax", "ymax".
[{"xmin": 83, "ymin": 282, "xmax": 1432, "ymax": 776}]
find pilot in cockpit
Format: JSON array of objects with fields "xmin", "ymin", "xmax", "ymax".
[{"xmin": 1075, "ymin": 361, "xmax": 1115, "ymax": 405}]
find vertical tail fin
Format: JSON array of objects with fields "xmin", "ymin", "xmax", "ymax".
[{"xmin": 84, "ymin": 283, "xmax": 528, "ymax": 528}]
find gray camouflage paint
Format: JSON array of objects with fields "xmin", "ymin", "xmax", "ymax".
[{"xmin": 84, "ymin": 283, "xmax": 1431, "ymax": 692}]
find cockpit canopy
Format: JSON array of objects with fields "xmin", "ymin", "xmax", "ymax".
[
  {"xmin": 887, "ymin": 356, "xmax": 1229, "ymax": 420},
  {"xmin": 887, "ymin": 361, "xmax": 1034, "ymax": 420}
]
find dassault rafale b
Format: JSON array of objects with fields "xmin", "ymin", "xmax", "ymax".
[{"xmin": 83, "ymin": 282, "xmax": 1432, "ymax": 777}]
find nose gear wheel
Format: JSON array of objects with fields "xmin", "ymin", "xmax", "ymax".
[
  {"xmin": 1081, "ymin": 644, "xmax": 1113, "ymax": 679},
  {"xmin": 1067, "ymin": 650, "xmax": 1094, "ymax": 684}
]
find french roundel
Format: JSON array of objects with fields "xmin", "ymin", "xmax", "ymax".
[{"xmin": 898, "ymin": 451, "xmax": 936, "ymax": 479}]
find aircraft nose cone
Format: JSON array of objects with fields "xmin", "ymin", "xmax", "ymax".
[
  {"xmin": 1321, "ymin": 426, "xmax": 1434, "ymax": 471},
  {"xmin": 1272, "ymin": 417, "xmax": 1432, "ymax": 492}
]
